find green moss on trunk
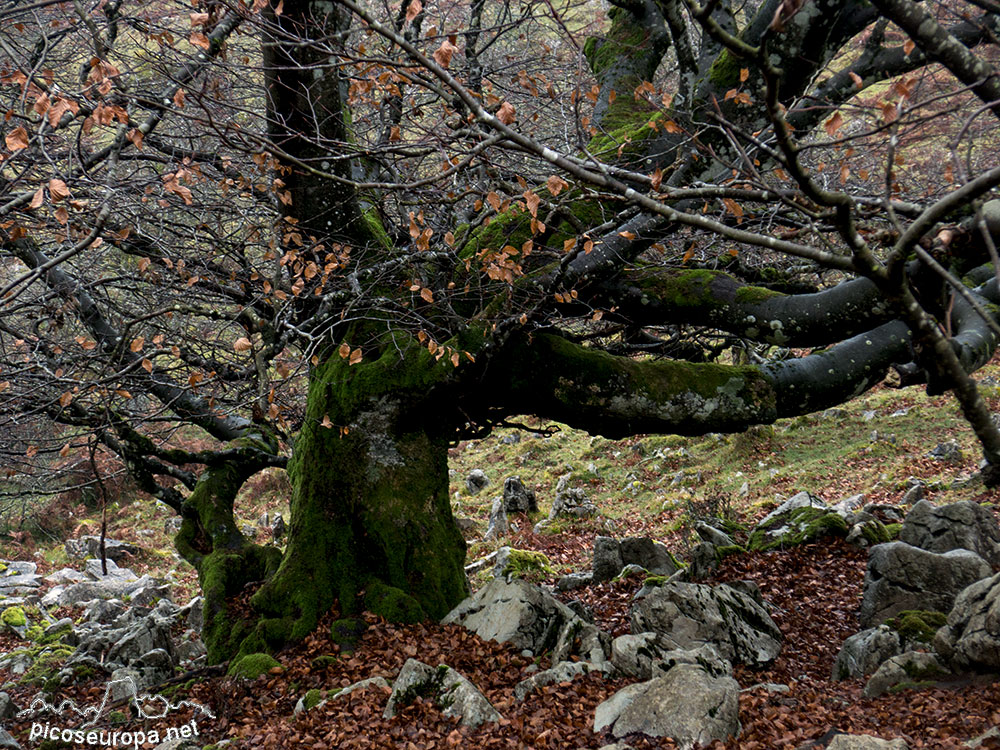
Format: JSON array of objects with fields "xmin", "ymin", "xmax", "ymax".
[{"xmin": 242, "ymin": 338, "xmax": 468, "ymax": 658}]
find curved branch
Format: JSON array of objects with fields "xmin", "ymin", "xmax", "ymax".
[{"xmin": 486, "ymin": 327, "xmax": 910, "ymax": 438}]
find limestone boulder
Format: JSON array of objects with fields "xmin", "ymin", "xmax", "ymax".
[
  {"xmin": 611, "ymin": 635, "xmax": 731, "ymax": 680},
  {"xmin": 630, "ymin": 581, "xmax": 781, "ymax": 667},
  {"xmin": 859, "ymin": 542, "xmax": 991, "ymax": 627},
  {"xmin": 513, "ymin": 660, "xmax": 608, "ymax": 700},
  {"xmin": 900, "ymin": 500, "xmax": 1000, "ymax": 566},
  {"xmin": 832, "ymin": 626, "xmax": 903, "ymax": 680},
  {"xmin": 933, "ymin": 571, "xmax": 1000, "ymax": 672},
  {"xmin": 384, "ymin": 659, "xmax": 500, "ymax": 728},
  {"xmin": 503, "ymin": 476, "xmax": 537, "ymax": 514},
  {"xmin": 443, "ymin": 577, "xmax": 610, "ymax": 662},
  {"xmin": 593, "ymin": 663, "xmax": 740, "ymax": 747},
  {"xmin": 862, "ymin": 651, "xmax": 948, "ymax": 698}
]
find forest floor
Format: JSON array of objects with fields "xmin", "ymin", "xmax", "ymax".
[{"xmin": 3, "ymin": 366, "xmax": 1000, "ymax": 749}]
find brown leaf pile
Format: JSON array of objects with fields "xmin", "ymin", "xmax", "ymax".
[{"xmin": 4, "ymin": 538, "xmax": 999, "ymax": 749}]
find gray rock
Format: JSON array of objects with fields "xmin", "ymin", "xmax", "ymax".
[
  {"xmin": 845, "ymin": 512, "xmax": 893, "ymax": 550},
  {"xmin": 619, "ymin": 538, "xmax": 680, "ymax": 577},
  {"xmin": 756, "ymin": 491, "xmax": 827, "ymax": 530},
  {"xmin": 0, "ymin": 728, "xmax": 19, "ymax": 750},
  {"xmin": 688, "ymin": 542, "xmax": 719, "ymax": 581},
  {"xmin": 592, "ymin": 537, "xmax": 625, "ymax": 583},
  {"xmin": 695, "ymin": 522, "xmax": 735, "ymax": 548},
  {"xmin": 1, "ymin": 560, "xmax": 36, "ymax": 575},
  {"xmin": 0, "ymin": 650, "xmax": 32, "ymax": 674},
  {"xmin": 180, "ymin": 596, "xmax": 204, "ymax": 632},
  {"xmin": 934, "ymin": 571, "xmax": 1000, "ymax": 672},
  {"xmin": 490, "ymin": 546, "xmax": 512, "ymax": 580},
  {"xmin": 900, "ymin": 500, "xmax": 1000, "ymax": 566},
  {"xmin": 552, "ymin": 617, "xmax": 610, "ymax": 666},
  {"xmin": 271, "ymin": 513, "xmax": 286, "ymax": 543},
  {"xmin": 136, "ymin": 648, "xmax": 174, "ymax": 681},
  {"xmin": 863, "ymin": 651, "xmax": 948, "ymax": 698},
  {"xmin": 44, "ymin": 568, "xmax": 88, "ymax": 585},
  {"xmin": 109, "ymin": 667, "xmax": 148, "ymax": 700},
  {"xmin": 550, "ymin": 487, "xmax": 595, "ymax": 519},
  {"xmin": 513, "ymin": 660, "xmax": 608, "ymax": 700},
  {"xmin": 592, "ymin": 537, "xmax": 679, "ymax": 583},
  {"xmin": 859, "ymin": 542, "xmax": 991, "ymax": 627},
  {"xmin": 384, "ymin": 659, "xmax": 500, "ymax": 728},
  {"xmin": 555, "ymin": 572, "xmax": 593, "ymax": 592},
  {"xmin": 832, "ymin": 626, "xmax": 903, "ymax": 680},
  {"xmin": 84, "ymin": 557, "xmax": 137, "ymax": 581},
  {"xmin": 483, "ymin": 497, "xmax": 508, "ymax": 541},
  {"xmin": 502, "ymin": 476, "xmax": 537, "ymax": 514},
  {"xmin": 832, "ymin": 494, "xmax": 867, "ymax": 514},
  {"xmin": 929, "ymin": 441, "xmax": 963, "ymax": 462},
  {"xmin": 612, "ymin": 635, "xmax": 730, "ymax": 680},
  {"xmin": 900, "ymin": 481, "xmax": 926, "ymax": 506},
  {"xmin": 330, "ymin": 675, "xmax": 390, "ymax": 701},
  {"xmin": 85, "ymin": 598, "xmax": 128, "ymax": 624},
  {"xmin": 593, "ymin": 663, "xmax": 740, "ymax": 747},
  {"xmin": 466, "ymin": 469, "xmax": 490, "ymax": 495},
  {"xmin": 65, "ymin": 536, "xmax": 139, "ymax": 563},
  {"xmin": 174, "ymin": 638, "xmax": 207, "ymax": 665},
  {"xmin": 865, "ymin": 503, "xmax": 906, "ymax": 523},
  {"xmin": 130, "ymin": 582, "xmax": 172, "ymax": 607},
  {"xmin": 741, "ymin": 682, "xmax": 790, "ymax": 694},
  {"xmin": 164, "ymin": 517, "xmax": 183, "ymax": 535},
  {"xmin": 42, "ymin": 574, "xmax": 162, "ymax": 607},
  {"xmin": 44, "ymin": 618, "xmax": 75, "ymax": 639},
  {"xmin": 827, "ymin": 735, "xmax": 909, "ymax": 750},
  {"xmin": 443, "ymin": 578, "xmax": 607, "ymax": 663},
  {"xmin": 0, "ymin": 565, "xmax": 42, "ymax": 594},
  {"xmin": 630, "ymin": 581, "xmax": 781, "ymax": 667},
  {"xmin": 966, "ymin": 727, "xmax": 1000, "ymax": 748},
  {"xmin": 0, "ymin": 691, "xmax": 17, "ymax": 721}
]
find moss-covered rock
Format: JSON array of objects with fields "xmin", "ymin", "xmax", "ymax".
[
  {"xmin": 227, "ymin": 652, "xmax": 281, "ymax": 679},
  {"xmin": 364, "ymin": 581, "xmax": 427, "ymax": 624},
  {"xmin": 2, "ymin": 605, "xmax": 27, "ymax": 629},
  {"xmin": 302, "ymin": 688, "xmax": 323, "ymax": 711},
  {"xmin": 499, "ymin": 549, "xmax": 553, "ymax": 583},
  {"xmin": 18, "ymin": 644, "xmax": 73, "ymax": 689},
  {"xmin": 885, "ymin": 610, "xmax": 948, "ymax": 644},
  {"xmin": 747, "ymin": 506, "xmax": 849, "ymax": 552},
  {"xmin": 329, "ymin": 618, "xmax": 368, "ymax": 653}
]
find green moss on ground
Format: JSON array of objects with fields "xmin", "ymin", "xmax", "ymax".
[{"xmin": 227, "ymin": 652, "xmax": 281, "ymax": 679}]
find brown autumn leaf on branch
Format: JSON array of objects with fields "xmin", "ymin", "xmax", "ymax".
[
  {"xmin": 433, "ymin": 39, "xmax": 458, "ymax": 69},
  {"xmin": 5, "ymin": 126, "xmax": 29, "ymax": 151}
]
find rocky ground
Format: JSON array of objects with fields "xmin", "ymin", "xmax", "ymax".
[{"xmin": 2, "ymin": 376, "xmax": 1000, "ymax": 749}]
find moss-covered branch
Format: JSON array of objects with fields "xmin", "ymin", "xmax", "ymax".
[{"xmin": 486, "ymin": 326, "xmax": 916, "ymax": 438}]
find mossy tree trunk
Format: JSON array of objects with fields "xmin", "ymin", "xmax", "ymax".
[
  {"xmin": 221, "ymin": 340, "xmax": 468, "ymax": 659},
  {"xmin": 174, "ymin": 450, "xmax": 283, "ymax": 663}
]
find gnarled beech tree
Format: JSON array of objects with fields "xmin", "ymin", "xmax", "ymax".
[{"xmin": 3, "ymin": 0, "xmax": 1000, "ymax": 660}]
